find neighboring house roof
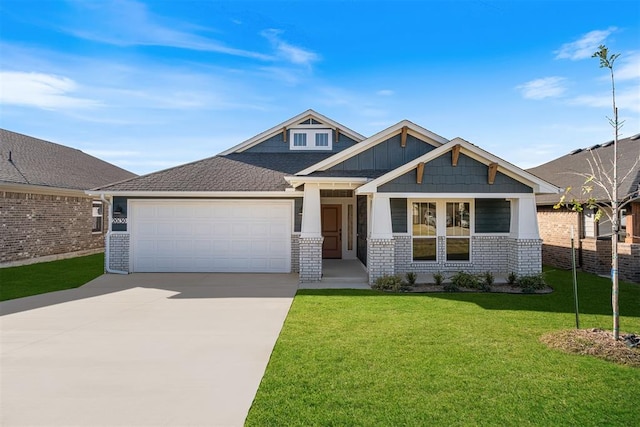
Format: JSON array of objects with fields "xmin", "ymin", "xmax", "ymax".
[
  {"xmin": 0, "ymin": 129, "xmax": 136, "ymax": 191},
  {"xmin": 528, "ymin": 134, "xmax": 640, "ymax": 205}
]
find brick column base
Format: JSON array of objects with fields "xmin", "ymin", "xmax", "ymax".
[
  {"xmin": 299, "ymin": 236, "xmax": 323, "ymax": 282},
  {"xmin": 107, "ymin": 233, "xmax": 130, "ymax": 272},
  {"xmin": 508, "ymin": 238, "xmax": 542, "ymax": 277},
  {"xmin": 368, "ymin": 238, "xmax": 395, "ymax": 285}
]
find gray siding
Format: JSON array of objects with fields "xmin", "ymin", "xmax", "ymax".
[
  {"xmin": 328, "ymin": 134, "xmax": 436, "ymax": 172},
  {"xmin": 378, "ymin": 152, "xmax": 533, "ymax": 193},
  {"xmin": 390, "ymin": 198, "xmax": 407, "ymax": 233},
  {"xmin": 112, "ymin": 196, "xmax": 128, "ymax": 231},
  {"xmin": 245, "ymin": 131, "xmax": 359, "ymax": 153},
  {"xmin": 475, "ymin": 199, "xmax": 510, "ymax": 233}
]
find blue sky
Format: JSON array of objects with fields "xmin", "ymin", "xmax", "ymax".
[{"xmin": 1, "ymin": 0, "xmax": 638, "ymax": 175}]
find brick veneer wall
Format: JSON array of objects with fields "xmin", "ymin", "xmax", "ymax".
[
  {"xmin": 299, "ymin": 236, "xmax": 323, "ymax": 282},
  {"xmin": 537, "ymin": 207, "xmax": 579, "ymax": 270},
  {"xmin": 537, "ymin": 206, "xmax": 639, "ymax": 282},
  {"xmin": 368, "ymin": 238, "xmax": 395, "ymax": 284},
  {"xmin": 291, "ymin": 234, "xmax": 300, "ymax": 273},
  {"xmin": 508, "ymin": 239, "xmax": 543, "ymax": 277},
  {"xmin": 107, "ymin": 233, "xmax": 129, "ymax": 272},
  {"xmin": 393, "ymin": 235, "xmax": 512, "ymax": 275},
  {"xmin": 1, "ymin": 190, "xmax": 105, "ymax": 264}
]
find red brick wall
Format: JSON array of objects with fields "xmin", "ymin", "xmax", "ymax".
[
  {"xmin": 537, "ymin": 206, "xmax": 639, "ymax": 282},
  {"xmin": 537, "ymin": 207, "xmax": 580, "ymax": 270},
  {"xmin": 0, "ymin": 190, "xmax": 105, "ymax": 263}
]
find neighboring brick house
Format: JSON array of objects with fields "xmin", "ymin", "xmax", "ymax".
[
  {"xmin": 90, "ymin": 110, "xmax": 559, "ymax": 285},
  {"xmin": 1, "ymin": 129, "xmax": 136, "ymax": 266},
  {"xmin": 528, "ymin": 134, "xmax": 640, "ymax": 283}
]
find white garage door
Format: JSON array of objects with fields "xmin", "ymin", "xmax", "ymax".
[{"xmin": 130, "ymin": 200, "xmax": 292, "ymax": 273}]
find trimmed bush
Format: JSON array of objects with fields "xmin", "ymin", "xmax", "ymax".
[
  {"xmin": 372, "ymin": 275, "xmax": 407, "ymax": 292},
  {"xmin": 451, "ymin": 271, "xmax": 480, "ymax": 290},
  {"xmin": 517, "ymin": 273, "xmax": 546, "ymax": 293},
  {"xmin": 433, "ymin": 272, "xmax": 444, "ymax": 286},
  {"xmin": 508, "ymin": 272, "xmax": 517, "ymax": 285}
]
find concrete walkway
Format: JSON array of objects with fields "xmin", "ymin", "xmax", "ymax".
[{"xmin": 1, "ymin": 273, "xmax": 298, "ymax": 427}]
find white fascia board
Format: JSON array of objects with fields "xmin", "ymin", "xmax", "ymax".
[
  {"xmin": 296, "ymin": 120, "xmax": 449, "ymax": 176},
  {"xmin": 2, "ymin": 182, "xmax": 87, "ymax": 197},
  {"xmin": 219, "ymin": 110, "xmax": 366, "ymax": 155},
  {"xmin": 284, "ymin": 176, "xmax": 369, "ymax": 189},
  {"xmin": 85, "ymin": 190, "xmax": 304, "ymax": 198},
  {"xmin": 448, "ymin": 138, "xmax": 561, "ymax": 194},
  {"xmin": 356, "ymin": 138, "xmax": 561, "ymax": 195}
]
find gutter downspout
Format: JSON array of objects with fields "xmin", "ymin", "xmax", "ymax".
[{"xmin": 100, "ymin": 194, "xmax": 128, "ymax": 275}]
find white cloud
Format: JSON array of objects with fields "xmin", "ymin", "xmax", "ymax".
[
  {"xmin": 260, "ymin": 29, "xmax": 320, "ymax": 67},
  {"xmin": 64, "ymin": 0, "xmax": 272, "ymax": 60},
  {"xmin": 0, "ymin": 71, "xmax": 100, "ymax": 109},
  {"xmin": 568, "ymin": 85, "xmax": 640, "ymax": 113},
  {"xmin": 554, "ymin": 27, "xmax": 617, "ymax": 60},
  {"xmin": 616, "ymin": 52, "xmax": 640, "ymax": 81},
  {"xmin": 517, "ymin": 77, "xmax": 567, "ymax": 100},
  {"xmin": 377, "ymin": 89, "xmax": 395, "ymax": 96}
]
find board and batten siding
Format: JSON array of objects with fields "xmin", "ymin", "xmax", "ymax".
[
  {"xmin": 328, "ymin": 134, "xmax": 437, "ymax": 172},
  {"xmin": 244, "ymin": 131, "xmax": 359, "ymax": 153},
  {"xmin": 378, "ymin": 152, "xmax": 533, "ymax": 194}
]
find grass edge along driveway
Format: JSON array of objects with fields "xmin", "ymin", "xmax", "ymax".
[
  {"xmin": 247, "ymin": 268, "xmax": 639, "ymax": 426},
  {"xmin": 0, "ymin": 253, "xmax": 104, "ymax": 301}
]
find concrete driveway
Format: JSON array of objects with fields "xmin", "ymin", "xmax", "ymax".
[{"xmin": 1, "ymin": 273, "xmax": 299, "ymax": 426}]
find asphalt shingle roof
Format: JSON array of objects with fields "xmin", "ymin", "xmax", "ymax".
[
  {"xmin": 527, "ymin": 135, "xmax": 640, "ymax": 205},
  {"xmin": 1, "ymin": 129, "xmax": 136, "ymax": 190},
  {"xmin": 95, "ymin": 152, "xmax": 335, "ymax": 192}
]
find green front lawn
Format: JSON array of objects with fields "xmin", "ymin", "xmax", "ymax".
[
  {"xmin": 247, "ymin": 268, "xmax": 640, "ymax": 426},
  {"xmin": 0, "ymin": 253, "xmax": 104, "ymax": 301}
]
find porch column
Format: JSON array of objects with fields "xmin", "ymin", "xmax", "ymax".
[
  {"xmin": 367, "ymin": 194, "xmax": 395, "ymax": 285},
  {"xmin": 508, "ymin": 195, "xmax": 542, "ymax": 276},
  {"xmin": 299, "ymin": 184, "xmax": 323, "ymax": 282}
]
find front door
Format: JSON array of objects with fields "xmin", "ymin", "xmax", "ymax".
[{"xmin": 322, "ymin": 205, "xmax": 342, "ymax": 259}]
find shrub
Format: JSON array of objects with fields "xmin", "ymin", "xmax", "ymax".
[
  {"xmin": 451, "ymin": 271, "xmax": 480, "ymax": 289},
  {"xmin": 443, "ymin": 282, "xmax": 459, "ymax": 292},
  {"xmin": 406, "ymin": 272, "xmax": 417, "ymax": 286},
  {"xmin": 508, "ymin": 272, "xmax": 517, "ymax": 285},
  {"xmin": 373, "ymin": 275, "xmax": 407, "ymax": 292},
  {"xmin": 480, "ymin": 271, "xmax": 494, "ymax": 292},
  {"xmin": 517, "ymin": 273, "xmax": 546, "ymax": 293},
  {"xmin": 433, "ymin": 271, "xmax": 444, "ymax": 286}
]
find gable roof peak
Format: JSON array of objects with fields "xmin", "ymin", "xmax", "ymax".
[{"xmin": 219, "ymin": 110, "xmax": 366, "ymax": 155}]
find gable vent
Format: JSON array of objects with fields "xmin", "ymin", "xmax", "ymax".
[{"xmin": 569, "ymin": 148, "xmax": 583, "ymax": 155}]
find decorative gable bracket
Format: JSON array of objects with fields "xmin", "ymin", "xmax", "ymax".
[
  {"xmin": 488, "ymin": 162, "xmax": 498, "ymax": 184},
  {"xmin": 416, "ymin": 162, "xmax": 425, "ymax": 184},
  {"xmin": 452, "ymin": 144, "xmax": 461, "ymax": 166}
]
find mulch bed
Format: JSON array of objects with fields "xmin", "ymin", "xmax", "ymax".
[
  {"xmin": 406, "ymin": 283, "xmax": 554, "ymax": 294},
  {"xmin": 540, "ymin": 328, "xmax": 640, "ymax": 367}
]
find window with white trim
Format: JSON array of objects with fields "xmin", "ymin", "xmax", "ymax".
[
  {"xmin": 412, "ymin": 202, "xmax": 437, "ymax": 261},
  {"xmin": 290, "ymin": 129, "xmax": 333, "ymax": 151},
  {"xmin": 411, "ymin": 200, "xmax": 472, "ymax": 262},
  {"xmin": 92, "ymin": 201, "xmax": 103, "ymax": 233}
]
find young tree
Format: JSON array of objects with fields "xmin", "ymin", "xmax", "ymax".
[{"xmin": 555, "ymin": 45, "xmax": 639, "ymax": 340}]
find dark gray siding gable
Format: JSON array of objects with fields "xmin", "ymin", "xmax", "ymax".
[
  {"xmin": 244, "ymin": 131, "xmax": 359, "ymax": 153},
  {"xmin": 328, "ymin": 134, "xmax": 436, "ymax": 172},
  {"xmin": 475, "ymin": 199, "xmax": 510, "ymax": 233},
  {"xmin": 378, "ymin": 152, "xmax": 533, "ymax": 193},
  {"xmin": 390, "ymin": 198, "xmax": 407, "ymax": 233}
]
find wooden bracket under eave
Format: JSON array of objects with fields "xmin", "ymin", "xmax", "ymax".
[
  {"xmin": 416, "ymin": 163, "xmax": 425, "ymax": 184},
  {"xmin": 335, "ymin": 128, "xmax": 340, "ymax": 143},
  {"xmin": 282, "ymin": 127, "xmax": 287, "ymax": 143},
  {"xmin": 452, "ymin": 144, "xmax": 461, "ymax": 166},
  {"xmin": 488, "ymin": 162, "xmax": 498, "ymax": 184},
  {"xmin": 401, "ymin": 126, "xmax": 408, "ymax": 148}
]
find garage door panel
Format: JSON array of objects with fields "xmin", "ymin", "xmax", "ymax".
[{"xmin": 132, "ymin": 201, "xmax": 291, "ymax": 273}]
